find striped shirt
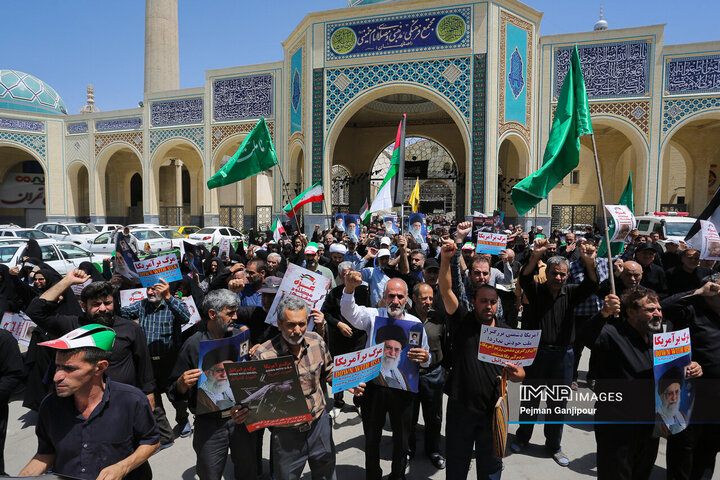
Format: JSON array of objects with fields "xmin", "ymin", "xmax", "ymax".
[
  {"xmin": 252, "ymin": 331, "xmax": 333, "ymax": 423},
  {"xmin": 121, "ymin": 297, "xmax": 191, "ymax": 356}
]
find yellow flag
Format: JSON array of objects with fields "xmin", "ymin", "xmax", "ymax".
[{"xmin": 409, "ymin": 177, "xmax": 420, "ymax": 213}]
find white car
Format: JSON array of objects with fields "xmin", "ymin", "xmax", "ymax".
[
  {"xmin": 635, "ymin": 213, "xmax": 697, "ymax": 245},
  {"xmin": 92, "ymin": 223, "xmax": 124, "ymax": 234},
  {"xmin": 187, "ymin": 227, "xmax": 243, "ymax": 246},
  {"xmin": 127, "ymin": 224, "xmax": 163, "ymax": 230},
  {"xmin": 0, "ymin": 239, "xmax": 106, "ymax": 275},
  {"xmin": 85, "ymin": 229, "xmax": 174, "ymax": 254},
  {"xmin": 0, "ymin": 228, "xmax": 50, "ymax": 240},
  {"xmin": 35, "ymin": 222, "xmax": 99, "ymax": 245},
  {"xmin": 155, "ymin": 228, "xmax": 187, "ymax": 250}
]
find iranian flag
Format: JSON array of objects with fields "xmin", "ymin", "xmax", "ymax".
[
  {"xmin": 271, "ymin": 217, "xmax": 285, "ymax": 242},
  {"xmin": 360, "ymin": 199, "xmax": 371, "ymax": 225},
  {"xmin": 370, "ymin": 114, "xmax": 406, "ymax": 213},
  {"xmin": 283, "ymin": 180, "xmax": 324, "ymax": 218}
]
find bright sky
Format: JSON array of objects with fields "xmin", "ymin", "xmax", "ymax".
[{"xmin": 4, "ymin": 0, "xmax": 718, "ymax": 114}]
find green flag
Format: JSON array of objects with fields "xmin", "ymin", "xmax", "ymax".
[
  {"xmin": 511, "ymin": 45, "xmax": 592, "ymax": 216},
  {"xmin": 207, "ymin": 118, "xmax": 277, "ymax": 189},
  {"xmin": 598, "ymin": 172, "xmax": 634, "ymax": 257}
]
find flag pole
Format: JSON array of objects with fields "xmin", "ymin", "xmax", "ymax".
[
  {"xmin": 274, "ymin": 163, "xmax": 303, "ymax": 236},
  {"xmin": 590, "ymin": 134, "xmax": 617, "ymax": 296}
]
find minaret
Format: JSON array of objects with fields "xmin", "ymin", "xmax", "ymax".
[
  {"xmin": 594, "ymin": 6, "xmax": 608, "ymax": 31},
  {"xmin": 144, "ymin": 0, "xmax": 179, "ymax": 94},
  {"xmin": 79, "ymin": 84, "xmax": 100, "ymax": 113}
]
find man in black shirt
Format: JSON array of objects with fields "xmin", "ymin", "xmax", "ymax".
[
  {"xmin": 19, "ymin": 324, "xmax": 159, "ymax": 479},
  {"xmin": 666, "ymin": 248, "xmax": 712, "ymax": 295},
  {"xmin": 512, "ymin": 240, "xmax": 598, "ymax": 467},
  {"xmin": 635, "ymin": 243, "xmax": 668, "ymax": 297},
  {"xmin": 25, "ymin": 270, "xmax": 155, "ymax": 404},
  {"xmin": 661, "ymin": 276, "xmax": 720, "ymax": 480},
  {"xmin": 439, "ymin": 241, "xmax": 525, "ymax": 480}
]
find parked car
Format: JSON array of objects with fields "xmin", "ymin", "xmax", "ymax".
[
  {"xmin": 635, "ymin": 212, "xmax": 697, "ymax": 245},
  {"xmin": 85, "ymin": 229, "xmax": 173, "ymax": 254},
  {"xmin": 187, "ymin": 226, "xmax": 243, "ymax": 246},
  {"xmin": 0, "ymin": 239, "xmax": 106, "ymax": 275},
  {"xmin": 127, "ymin": 224, "xmax": 163, "ymax": 230},
  {"xmin": 170, "ymin": 225, "xmax": 201, "ymax": 237},
  {"xmin": 35, "ymin": 222, "xmax": 99, "ymax": 245},
  {"xmin": 92, "ymin": 223, "xmax": 124, "ymax": 234},
  {"xmin": 0, "ymin": 228, "xmax": 50, "ymax": 240},
  {"xmin": 155, "ymin": 228, "xmax": 186, "ymax": 249}
]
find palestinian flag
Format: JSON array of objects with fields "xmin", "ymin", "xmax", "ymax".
[
  {"xmin": 360, "ymin": 199, "xmax": 371, "ymax": 225},
  {"xmin": 272, "ymin": 217, "xmax": 285, "ymax": 242},
  {"xmin": 370, "ymin": 114, "xmax": 406, "ymax": 213},
  {"xmin": 283, "ymin": 180, "xmax": 324, "ymax": 218}
]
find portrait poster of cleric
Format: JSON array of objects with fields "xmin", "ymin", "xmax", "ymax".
[
  {"xmin": 334, "ymin": 213, "xmax": 346, "ymax": 232},
  {"xmin": 408, "ymin": 213, "xmax": 427, "ymax": 245},
  {"xmin": 344, "ymin": 214, "xmax": 361, "ymax": 242},
  {"xmin": 195, "ymin": 330, "xmax": 251, "ymax": 415},
  {"xmin": 652, "ymin": 328, "xmax": 694, "ymax": 437},
  {"xmin": 383, "ymin": 215, "xmax": 398, "ymax": 235},
  {"xmin": 371, "ymin": 316, "xmax": 423, "ymax": 393}
]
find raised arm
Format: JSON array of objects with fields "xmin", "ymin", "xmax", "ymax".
[{"xmin": 439, "ymin": 241, "xmax": 459, "ymax": 315}]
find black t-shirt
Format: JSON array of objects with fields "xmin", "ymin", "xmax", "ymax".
[{"xmin": 444, "ymin": 304, "xmax": 506, "ymax": 415}]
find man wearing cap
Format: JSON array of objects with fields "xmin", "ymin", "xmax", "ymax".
[
  {"xmin": 635, "ymin": 242, "xmax": 668, "ymax": 297},
  {"xmin": 168, "ymin": 289, "xmax": 257, "ymax": 480},
  {"xmin": 121, "ymin": 277, "xmax": 191, "ymax": 447},
  {"xmin": 24, "ymin": 270, "xmax": 155, "ymax": 406},
  {"xmin": 341, "ymin": 273, "xmax": 431, "ymax": 480},
  {"xmin": 304, "ymin": 242, "xmax": 336, "ymax": 286},
  {"xmin": 535, "ymin": 225, "xmax": 547, "ymax": 239},
  {"xmin": 19, "ymin": 324, "xmax": 160, "ymax": 479},
  {"xmin": 355, "ymin": 236, "xmax": 410, "ymax": 307}
]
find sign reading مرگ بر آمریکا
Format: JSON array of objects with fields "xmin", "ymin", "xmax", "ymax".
[
  {"xmin": 132, "ymin": 254, "xmax": 183, "ymax": 288},
  {"xmin": 332, "ymin": 344, "xmax": 384, "ymax": 394},
  {"xmin": 1, "ymin": 311, "xmax": 37, "ymax": 346},
  {"xmin": 476, "ymin": 232, "xmax": 507, "ymax": 256}
]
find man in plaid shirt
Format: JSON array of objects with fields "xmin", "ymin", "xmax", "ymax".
[
  {"xmin": 121, "ymin": 278, "xmax": 191, "ymax": 447},
  {"xmin": 567, "ymin": 243, "xmax": 609, "ymax": 389}
]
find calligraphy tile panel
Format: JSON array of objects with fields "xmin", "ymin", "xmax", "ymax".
[
  {"xmin": 472, "ymin": 54, "xmax": 487, "ymax": 214},
  {"xmin": 312, "ymin": 68, "xmax": 324, "ymax": 214},
  {"xmin": 96, "ymin": 117, "xmax": 143, "ymax": 132},
  {"xmin": 325, "ymin": 7, "xmax": 471, "ymax": 61},
  {"xmin": 66, "ymin": 122, "xmax": 88, "ymax": 134},
  {"xmin": 551, "ymin": 100, "xmax": 650, "ymax": 138},
  {"xmin": 213, "ymin": 74, "xmax": 273, "ymax": 122},
  {"xmin": 325, "ymin": 57, "xmax": 471, "ymax": 128},
  {"xmin": 290, "ymin": 45, "xmax": 304, "ymax": 135},
  {"xmin": 554, "ymin": 41, "xmax": 651, "ymax": 99},
  {"xmin": 150, "ymin": 97, "xmax": 204, "ymax": 127},
  {"xmin": 94, "ymin": 132, "xmax": 144, "ymax": 157},
  {"xmin": 665, "ymin": 55, "xmax": 720, "ymax": 95},
  {"xmin": 498, "ymin": 11, "xmax": 533, "ymax": 142},
  {"xmin": 0, "ymin": 130, "xmax": 46, "ymax": 160},
  {"xmin": 149, "ymin": 127, "xmax": 205, "ymax": 156},
  {"xmin": 0, "ymin": 117, "xmax": 43, "ymax": 132},
  {"xmin": 663, "ymin": 96, "xmax": 720, "ymax": 134},
  {"xmin": 211, "ymin": 121, "xmax": 275, "ymax": 153}
]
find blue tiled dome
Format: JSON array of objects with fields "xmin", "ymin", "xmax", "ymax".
[{"xmin": 0, "ymin": 69, "xmax": 67, "ymax": 115}]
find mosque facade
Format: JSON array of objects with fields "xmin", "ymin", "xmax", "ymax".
[{"xmin": 0, "ymin": 0, "xmax": 718, "ymax": 231}]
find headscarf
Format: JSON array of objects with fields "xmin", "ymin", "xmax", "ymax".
[
  {"xmin": 77, "ymin": 261, "xmax": 105, "ymax": 282},
  {"xmin": 0, "ymin": 264, "xmax": 20, "ymax": 313}
]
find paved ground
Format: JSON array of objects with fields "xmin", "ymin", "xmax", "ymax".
[{"xmin": 1, "ymin": 354, "xmax": 702, "ymax": 479}]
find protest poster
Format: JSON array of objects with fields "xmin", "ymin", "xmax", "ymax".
[
  {"xmin": 182, "ymin": 241, "xmax": 205, "ymax": 275},
  {"xmin": 1, "ymin": 311, "xmax": 36, "ymax": 346},
  {"xmin": 344, "ymin": 214, "xmax": 360, "ymax": 242},
  {"xmin": 472, "ymin": 215, "xmax": 494, "ymax": 239},
  {"xmin": 119, "ymin": 287, "xmax": 201, "ymax": 332},
  {"xmin": 605, "ymin": 205, "xmax": 636, "ymax": 243},
  {"xmin": 115, "ymin": 231, "xmax": 141, "ymax": 282},
  {"xmin": 196, "ymin": 331, "xmax": 251, "ymax": 415},
  {"xmin": 70, "ymin": 278, "xmax": 92, "ymax": 296},
  {"xmin": 334, "ymin": 213, "xmax": 346, "ymax": 232},
  {"xmin": 264, "ymin": 263, "xmax": 331, "ymax": 328},
  {"xmin": 370, "ymin": 317, "xmax": 423, "ymax": 393},
  {"xmin": 382, "ymin": 215, "xmax": 398, "ymax": 235},
  {"xmin": 331, "ymin": 344, "xmax": 384, "ymax": 394},
  {"xmin": 652, "ymin": 328, "xmax": 694, "ymax": 437},
  {"xmin": 492, "ymin": 210, "xmax": 505, "ymax": 232},
  {"xmin": 225, "ymin": 356, "xmax": 312, "ymax": 432},
  {"xmin": 476, "ymin": 232, "xmax": 508, "ymax": 256},
  {"xmin": 218, "ymin": 237, "xmax": 231, "ymax": 259},
  {"xmin": 408, "ymin": 213, "xmax": 427, "ymax": 245},
  {"xmin": 693, "ymin": 220, "xmax": 720, "ymax": 261},
  {"xmin": 133, "ymin": 253, "xmax": 183, "ymax": 287},
  {"xmin": 477, "ymin": 326, "xmax": 541, "ymax": 366}
]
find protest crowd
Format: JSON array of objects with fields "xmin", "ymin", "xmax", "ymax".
[{"xmin": 0, "ymin": 212, "xmax": 719, "ymax": 480}]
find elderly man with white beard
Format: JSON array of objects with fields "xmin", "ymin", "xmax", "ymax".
[{"xmin": 341, "ymin": 273, "xmax": 431, "ymax": 480}]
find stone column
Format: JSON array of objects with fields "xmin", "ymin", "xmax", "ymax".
[{"xmin": 145, "ymin": 0, "xmax": 179, "ymax": 94}]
